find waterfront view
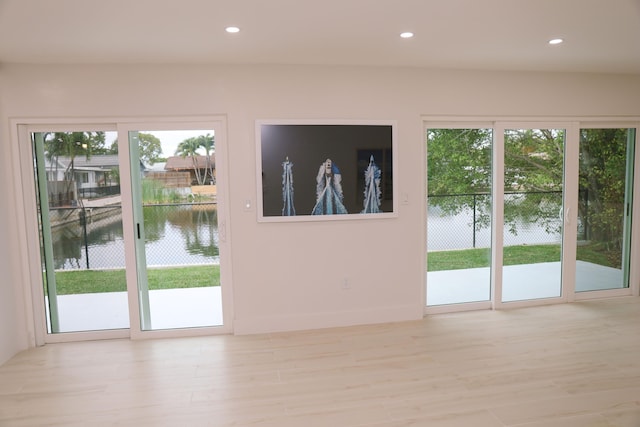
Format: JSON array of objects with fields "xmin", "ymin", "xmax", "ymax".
[{"xmin": 50, "ymin": 203, "xmax": 219, "ymax": 270}]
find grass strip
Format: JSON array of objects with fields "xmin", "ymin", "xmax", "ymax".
[
  {"xmin": 428, "ymin": 243, "xmax": 614, "ymax": 271},
  {"xmin": 51, "ymin": 265, "xmax": 219, "ymax": 295}
]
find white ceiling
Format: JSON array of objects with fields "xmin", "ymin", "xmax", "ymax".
[{"xmin": 1, "ymin": 0, "xmax": 639, "ymax": 74}]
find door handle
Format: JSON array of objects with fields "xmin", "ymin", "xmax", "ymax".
[
  {"xmin": 559, "ymin": 207, "xmax": 570, "ymax": 225},
  {"xmin": 137, "ymin": 223, "xmax": 141, "ymax": 239}
]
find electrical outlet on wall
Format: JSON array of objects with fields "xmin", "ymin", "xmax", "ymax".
[{"xmin": 341, "ymin": 277, "xmax": 351, "ymax": 290}]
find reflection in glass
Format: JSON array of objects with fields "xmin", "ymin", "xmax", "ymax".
[{"xmin": 33, "ymin": 131, "xmax": 129, "ymax": 333}]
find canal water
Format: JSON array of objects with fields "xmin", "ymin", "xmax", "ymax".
[
  {"xmin": 51, "ymin": 202, "xmax": 560, "ymax": 270},
  {"xmin": 50, "ymin": 204, "xmax": 219, "ymax": 270},
  {"xmin": 427, "ymin": 204, "xmax": 562, "ymax": 251}
]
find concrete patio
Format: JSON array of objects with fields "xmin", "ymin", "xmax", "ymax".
[
  {"xmin": 44, "ymin": 261, "xmax": 623, "ymax": 333},
  {"xmin": 47, "ymin": 287, "xmax": 222, "ymax": 333},
  {"xmin": 427, "ymin": 260, "xmax": 624, "ymax": 306}
]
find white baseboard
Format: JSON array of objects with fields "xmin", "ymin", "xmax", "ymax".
[{"xmin": 233, "ymin": 304, "xmax": 423, "ymax": 335}]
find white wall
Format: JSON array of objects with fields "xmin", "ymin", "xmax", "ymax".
[
  {"xmin": 0, "ymin": 67, "xmax": 28, "ymax": 366},
  {"xmin": 0, "ymin": 164, "xmax": 19, "ymax": 366},
  {"xmin": 1, "ymin": 63, "xmax": 639, "ymax": 363}
]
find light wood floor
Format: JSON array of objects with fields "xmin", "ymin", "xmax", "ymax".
[{"xmin": 1, "ymin": 297, "xmax": 639, "ymax": 427}]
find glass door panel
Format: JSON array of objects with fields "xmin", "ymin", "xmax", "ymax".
[
  {"xmin": 128, "ymin": 130, "xmax": 223, "ymax": 330},
  {"xmin": 427, "ymin": 128, "xmax": 493, "ymax": 305},
  {"xmin": 32, "ymin": 131, "xmax": 129, "ymax": 333},
  {"xmin": 576, "ymin": 128, "xmax": 635, "ymax": 292},
  {"xmin": 502, "ymin": 128, "xmax": 565, "ymax": 302}
]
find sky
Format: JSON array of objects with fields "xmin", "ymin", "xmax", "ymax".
[
  {"xmin": 104, "ymin": 129, "xmax": 214, "ymax": 158},
  {"xmin": 142, "ymin": 130, "xmax": 213, "ymax": 157}
]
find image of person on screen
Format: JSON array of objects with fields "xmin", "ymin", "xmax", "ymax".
[
  {"xmin": 281, "ymin": 156, "xmax": 296, "ymax": 216},
  {"xmin": 361, "ymin": 155, "xmax": 382, "ymax": 214},
  {"xmin": 311, "ymin": 158, "xmax": 348, "ymax": 215}
]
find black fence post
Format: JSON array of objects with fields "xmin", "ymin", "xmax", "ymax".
[
  {"xmin": 472, "ymin": 194, "xmax": 477, "ymax": 248},
  {"xmin": 79, "ymin": 207, "xmax": 90, "ymax": 269},
  {"xmin": 584, "ymin": 188, "xmax": 589, "ymax": 240}
]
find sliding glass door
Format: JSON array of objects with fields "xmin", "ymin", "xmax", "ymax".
[
  {"xmin": 575, "ymin": 128, "xmax": 635, "ymax": 293},
  {"xmin": 501, "ymin": 128, "xmax": 566, "ymax": 302},
  {"xmin": 28, "ymin": 120, "xmax": 228, "ymax": 340},
  {"xmin": 32, "ymin": 130, "xmax": 129, "ymax": 333},
  {"xmin": 426, "ymin": 127, "xmax": 493, "ymax": 306},
  {"xmin": 127, "ymin": 129, "xmax": 223, "ymax": 331},
  {"xmin": 426, "ymin": 121, "xmax": 637, "ymax": 310}
]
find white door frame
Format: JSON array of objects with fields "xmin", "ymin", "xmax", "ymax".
[
  {"xmin": 492, "ymin": 121, "xmax": 577, "ymax": 310},
  {"xmin": 12, "ymin": 116, "xmax": 233, "ymax": 345},
  {"xmin": 117, "ymin": 118, "xmax": 234, "ymax": 339},
  {"xmin": 424, "ymin": 117, "xmax": 640, "ymax": 315}
]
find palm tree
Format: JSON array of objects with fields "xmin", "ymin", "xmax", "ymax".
[
  {"xmin": 44, "ymin": 131, "xmax": 102, "ymax": 204},
  {"xmin": 175, "ymin": 137, "xmax": 205, "ymax": 185},
  {"xmin": 199, "ymin": 134, "xmax": 215, "ymax": 184}
]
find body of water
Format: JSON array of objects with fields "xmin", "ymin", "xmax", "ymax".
[
  {"xmin": 51, "ymin": 204, "xmax": 219, "ymax": 270},
  {"xmin": 51, "ymin": 202, "xmax": 559, "ymax": 268},
  {"xmin": 427, "ymin": 204, "xmax": 562, "ymax": 251}
]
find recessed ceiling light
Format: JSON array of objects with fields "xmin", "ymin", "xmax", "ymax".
[
  {"xmin": 400, "ymin": 32, "xmax": 414, "ymax": 39},
  {"xmin": 225, "ymin": 26, "xmax": 240, "ymax": 33},
  {"xmin": 548, "ymin": 38, "xmax": 563, "ymax": 45}
]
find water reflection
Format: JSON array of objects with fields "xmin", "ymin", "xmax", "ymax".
[{"xmin": 50, "ymin": 204, "xmax": 219, "ymax": 269}]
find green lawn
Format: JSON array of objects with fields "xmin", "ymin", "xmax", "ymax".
[
  {"xmin": 51, "ymin": 265, "xmax": 219, "ymax": 295},
  {"xmin": 51, "ymin": 243, "xmax": 615, "ymax": 294},
  {"xmin": 428, "ymin": 243, "xmax": 615, "ymax": 271}
]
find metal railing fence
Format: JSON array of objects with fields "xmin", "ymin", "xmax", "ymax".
[
  {"xmin": 427, "ymin": 190, "xmax": 581, "ymax": 251},
  {"xmin": 48, "ymin": 203, "xmax": 218, "ymax": 270},
  {"xmin": 78, "ymin": 185, "xmax": 121, "ymax": 199}
]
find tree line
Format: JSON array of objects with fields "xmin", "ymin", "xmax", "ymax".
[
  {"xmin": 43, "ymin": 131, "xmax": 216, "ymax": 185},
  {"xmin": 427, "ymin": 127, "xmax": 633, "ymax": 265}
]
